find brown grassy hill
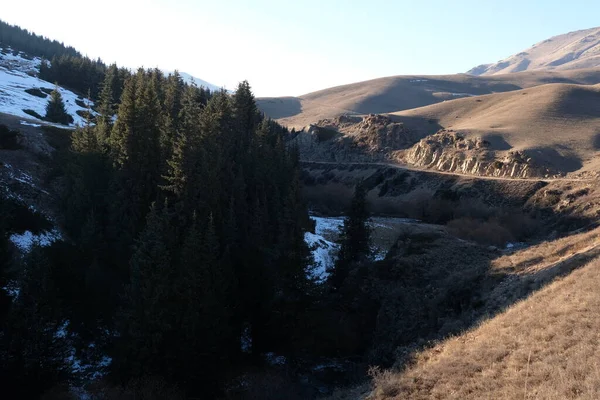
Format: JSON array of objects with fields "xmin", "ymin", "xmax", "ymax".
[
  {"xmin": 367, "ymin": 233, "xmax": 600, "ymax": 400},
  {"xmin": 257, "ymin": 69, "xmax": 600, "ymax": 129},
  {"xmin": 469, "ymin": 27, "xmax": 600, "ymax": 76},
  {"xmin": 390, "ymin": 83, "xmax": 600, "ymax": 174}
]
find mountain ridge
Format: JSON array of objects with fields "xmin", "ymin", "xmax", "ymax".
[{"xmin": 468, "ymin": 26, "xmax": 600, "ymax": 75}]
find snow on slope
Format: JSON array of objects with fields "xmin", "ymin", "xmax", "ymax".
[
  {"xmin": 10, "ymin": 229, "xmax": 62, "ymax": 252},
  {"xmin": 162, "ymin": 69, "xmax": 226, "ymax": 93},
  {"xmin": 0, "ymin": 47, "xmax": 94, "ymax": 127}
]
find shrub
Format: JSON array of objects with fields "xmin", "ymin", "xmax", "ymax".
[
  {"xmin": 76, "ymin": 109, "xmax": 93, "ymax": 121},
  {"xmin": 75, "ymin": 99, "xmax": 87, "ymax": 108},
  {"xmin": 25, "ymin": 88, "xmax": 48, "ymax": 98},
  {"xmin": 23, "ymin": 109, "xmax": 44, "ymax": 120},
  {"xmin": 2, "ymin": 198, "xmax": 53, "ymax": 233},
  {"xmin": 0, "ymin": 124, "xmax": 21, "ymax": 150},
  {"xmin": 448, "ymin": 217, "xmax": 514, "ymax": 247},
  {"xmin": 316, "ymin": 127, "xmax": 340, "ymax": 142}
]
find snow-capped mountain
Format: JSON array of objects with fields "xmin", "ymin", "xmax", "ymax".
[{"xmin": 0, "ymin": 47, "xmax": 94, "ymax": 127}]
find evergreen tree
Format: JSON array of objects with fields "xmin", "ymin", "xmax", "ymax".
[
  {"xmin": 95, "ymin": 64, "xmax": 120, "ymax": 146},
  {"xmin": 45, "ymin": 84, "xmax": 73, "ymax": 125},
  {"xmin": 330, "ymin": 181, "xmax": 371, "ymax": 290},
  {"xmin": 115, "ymin": 202, "xmax": 175, "ymax": 379},
  {"xmin": 0, "ymin": 246, "xmax": 69, "ymax": 397}
]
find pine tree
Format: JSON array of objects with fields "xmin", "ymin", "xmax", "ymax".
[
  {"xmin": 115, "ymin": 202, "xmax": 175, "ymax": 379},
  {"xmin": 330, "ymin": 181, "xmax": 372, "ymax": 290},
  {"xmin": 175, "ymin": 214, "xmax": 234, "ymax": 392},
  {"xmin": 95, "ymin": 64, "xmax": 119, "ymax": 146},
  {"xmin": 0, "ymin": 246, "xmax": 70, "ymax": 397},
  {"xmin": 45, "ymin": 84, "xmax": 73, "ymax": 125}
]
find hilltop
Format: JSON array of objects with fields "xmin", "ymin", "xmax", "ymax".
[
  {"xmin": 469, "ymin": 27, "xmax": 600, "ymax": 76},
  {"xmin": 256, "ymin": 68, "xmax": 600, "ymax": 130}
]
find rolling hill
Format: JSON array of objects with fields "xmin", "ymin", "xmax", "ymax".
[
  {"xmin": 256, "ymin": 68, "xmax": 600, "ymax": 130},
  {"xmin": 469, "ymin": 26, "xmax": 600, "ymax": 76},
  {"xmin": 390, "ymin": 83, "xmax": 600, "ymax": 174}
]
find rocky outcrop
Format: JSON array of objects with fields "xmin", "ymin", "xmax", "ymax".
[
  {"xmin": 404, "ymin": 130, "xmax": 556, "ymax": 178},
  {"xmin": 288, "ymin": 114, "xmax": 416, "ymax": 162}
]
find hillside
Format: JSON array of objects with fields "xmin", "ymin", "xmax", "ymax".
[
  {"xmin": 257, "ymin": 69, "xmax": 600, "ymax": 130},
  {"xmin": 0, "ymin": 46, "xmax": 95, "ymax": 127},
  {"xmin": 367, "ymin": 229, "xmax": 600, "ymax": 399},
  {"xmin": 389, "ymin": 83, "xmax": 600, "ymax": 175},
  {"xmin": 469, "ymin": 27, "xmax": 600, "ymax": 76}
]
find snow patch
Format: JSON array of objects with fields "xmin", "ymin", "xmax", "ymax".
[
  {"xmin": 449, "ymin": 92, "xmax": 476, "ymax": 97},
  {"xmin": 20, "ymin": 120, "xmax": 41, "ymax": 127},
  {"xmin": 9, "ymin": 229, "xmax": 62, "ymax": 252},
  {"xmin": 305, "ymin": 231, "xmax": 339, "ymax": 282},
  {"xmin": 2, "ymin": 280, "xmax": 20, "ymax": 300}
]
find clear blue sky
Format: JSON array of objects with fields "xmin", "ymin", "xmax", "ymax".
[{"xmin": 3, "ymin": 0, "xmax": 599, "ymax": 96}]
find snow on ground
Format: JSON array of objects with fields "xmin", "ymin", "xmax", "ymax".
[
  {"xmin": 449, "ymin": 92, "xmax": 476, "ymax": 97},
  {"xmin": 2, "ymin": 280, "xmax": 20, "ymax": 299},
  {"xmin": 52, "ymin": 320, "xmax": 113, "ymax": 390},
  {"xmin": 20, "ymin": 120, "xmax": 41, "ymax": 127},
  {"xmin": 9, "ymin": 229, "xmax": 62, "ymax": 252},
  {"xmin": 305, "ymin": 231, "xmax": 339, "ymax": 282},
  {"xmin": 304, "ymin": 216, "xmax": 416, "ymax": 281},
  {"xmin": 305, "ymin": 216, "xmax": 345, "ymax": 282},
  {"xmin": 0, "ymin": 47, "xmax": 94, "ymax": 127}
]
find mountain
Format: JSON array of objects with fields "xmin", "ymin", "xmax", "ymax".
[
  {"xmin": 257, "ymin": 68, "xmax": 600, "ymax": 129},
  {"xmin": 468, "ymin": 27, "xmax": 600, "ymax": 76}
]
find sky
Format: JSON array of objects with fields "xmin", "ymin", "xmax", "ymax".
[{"xmin": 2, "ymin": 0, "xmax": 600, "ymax": 97}]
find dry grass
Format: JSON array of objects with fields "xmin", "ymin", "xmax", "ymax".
[
  {"xmin": 368, "ymin": 242, "xmax": 600, "ymax": 399},
  {"xmin": 257, "ymin": 68, "xmax": 600, "ymax": 130},
  {"xmin": 392, "ymin": 83, "xmax": 600, "ymax": 174}
]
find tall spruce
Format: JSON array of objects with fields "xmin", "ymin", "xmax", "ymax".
[
  {"xmin": 95, "ymin": 64, "xmax": 120, "ymax": 145},
  {"xmin": 330, "ymin": 181, "xmax": 372, "ymax": 290},
  {"xmin": 45, "ymin": 84, "xmax": 73, "ymax": 125}
]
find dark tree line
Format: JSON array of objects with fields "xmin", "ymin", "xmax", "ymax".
[
  {"xmin": 0, "ymin": 68, "xmax": 314, "ymax": 397},
  {"xmin": 0, "ymin": 19, "xmax": 80, "ymax": 60},
  {"xmin": 39, "ymin": 56, "xmax": 127, "ymax": 99}
]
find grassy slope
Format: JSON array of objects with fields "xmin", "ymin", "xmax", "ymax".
[
  {"xmin": 391, "ymin": 83, "xmax": 600, "ymax": 173},
  {"xmin": 367, "ymin": 227, "xmax": 600, "ymax": 400},
  {"xmin": 256, "ymin": 68, "xmax": 600, "ymax": 129}
]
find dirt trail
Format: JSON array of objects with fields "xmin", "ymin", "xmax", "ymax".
[{"xmin": 301, "ymin": 160, "xmax": 595, "ymax": 183}]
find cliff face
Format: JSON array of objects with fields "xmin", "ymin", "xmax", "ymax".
[
  {"xmin": 403, "ymin": 131, "xmax": 555, "ymax": 178},
  {"xmin": 291, "ymin": 114, "xmax": 560, "ymax": 179},
  {"xmin": 289, "ymin": 114, "xmax": 415, "ymax": 162}
]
